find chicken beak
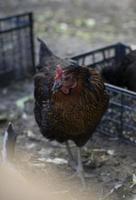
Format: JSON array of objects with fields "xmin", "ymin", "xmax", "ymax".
[{"xmin": 52, "ymin": 80, "xmax": 62, "ymax": 93}]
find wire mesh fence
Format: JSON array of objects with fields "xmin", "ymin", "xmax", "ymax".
[
  {"xmin": 72, "ymin": 43, "xmax": 136, "ymax": 144},
  {"xmin": 0, "ymin": 12, "xmax": 35, "ymax": 86}
]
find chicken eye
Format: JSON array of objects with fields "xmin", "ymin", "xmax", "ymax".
[
  {"xmin": 64, "ymin": 77, "xmax": 70, "ymax": 81},
  {"xmin": 63, "ymin": 75, "xmax": 71, "ymax": 81}
]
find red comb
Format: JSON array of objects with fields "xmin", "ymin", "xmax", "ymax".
[{"xmin": 55, "ymin": 65, "xmax": 63, "ymax": 80}]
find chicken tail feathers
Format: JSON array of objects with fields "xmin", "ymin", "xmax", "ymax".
[{"xmin": 1, "ymin": 123, "xmax": 17, "ymax": 163}]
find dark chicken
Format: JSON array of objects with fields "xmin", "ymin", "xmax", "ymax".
[
  {"xmin": 34, "ymin": 40, "xmax": 109, "ymax": 185},
  {"xmin": 101, "ymin": 49, "xmax": 136, "ymax": 92}
]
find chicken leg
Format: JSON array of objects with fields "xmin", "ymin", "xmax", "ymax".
[
  {"xmin": 65, "ymin": 142, "xmax": 86, "ymax": 188},
  {"xmin": 76, "ymin": 147, "xmax": 86, "ymax": 188},
  {"xmin": 65, "ymin": 141, "xmax": 77, "ymax": 170}
]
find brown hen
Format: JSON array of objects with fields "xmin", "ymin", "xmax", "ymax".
[{"xmin": 34, "ymin": 40, "xmax": 109, "ymax": 186}]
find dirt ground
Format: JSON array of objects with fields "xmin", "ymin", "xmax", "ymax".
[
  {"xmin": 1, "ymin": 0, "xmax": 136, "ymax": 56},
  {"xmin": 0, "ymin": 1, "xmax": 136, "ymax": 200}
]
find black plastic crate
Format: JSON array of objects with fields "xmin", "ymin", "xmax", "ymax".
[
  {"xmin": 0, "ymin": 12, "xmax": 35, "ymax": 86},
  {"xmin": 72, "ymin": 43, "xmax": 136, "ymax": 144}
]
